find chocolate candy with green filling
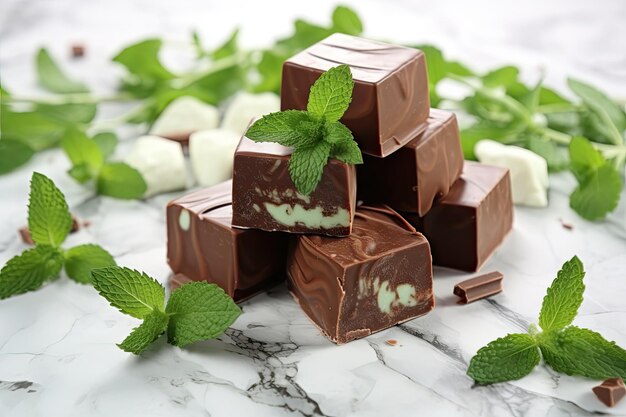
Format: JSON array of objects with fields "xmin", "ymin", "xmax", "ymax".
[
  {"xmin": 281, "ymin": 33, "xmax": 430, "ymax": 157},
  {"xmin": 166, "ymin": 180, "xmax": 289, "ymax": 302},
  {"xmin": 232, "ymin": 136, "xmax": 357, "ymax": 236},
  {"xmin": 358, "ymin": 109, "xmax": 464, "ymax": 216},
  {"xmin": 287, "ymin": 204, "xmax": 434, "ymax": 344},
  {"xmin": 403, "ymin": 162, "xmax": 513, "ymax": 272}
]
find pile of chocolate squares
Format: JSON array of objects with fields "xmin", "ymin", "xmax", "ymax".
[{"xmin": 166, "ymin": 34, "xmax": 514, "ymax": 344}]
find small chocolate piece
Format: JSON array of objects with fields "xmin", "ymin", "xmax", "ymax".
[
  {"xmin": 560, "ymin": 218, "xmax": 574, "ymax": 230},
  {"xmin": 232, "ymin": 136, "xmax": 356, "ymax": 236},
  {"xmin": 593, "ymin": 378, "xmax": 626, "ymax": 407},
  {"xmin": 385, "ymin": 339, "xmax": 398, "ymax": 346},
  {"xmin": 71, "ymin": 44, "xmax": 85, "ymax": 58},
  {"xmin": 281, "ymin": 34, "xmax": 430, "ymax": 157},
  {"xmin": 167, "ymin": 180, "xmax": 289, "ymax": 302},
  {"xmin": 287, "ymin": 205, "xmax": 434, "ymax": 344},
  {"xmin": 453, "ymin": 271, "xmax": 503, "ymax": 304},
  {"xmin": 403, "ymin": 162, "xmax": 513, "ymax": 272},
  {"xmin": 19, "ymin": 216, "xmax": 80, "ymax": 245},
  {"xmin": 358, "ymin": 109, "xmax": 464, "ymax": 215}
]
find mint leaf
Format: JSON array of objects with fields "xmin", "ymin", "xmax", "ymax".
[
  {"xmin": 570, "ymin": 164, "xmax": 622, "ymax": 221},
  {"xmin": 0, "ymin": 245, "xmax": 64, "ymax": 299},
  {"xmin": 36, "ymin": 103, "xmax": 97, "ymax": 125},
  {"xmin": 323, "ymin": 120, "xmax": 353, "ymax": 144},
  {"xmin": 61, "ymin": 130, "xmax": 104, "ymax": 179},
  {"xmin": 118, "ymin": 309, "xmax": 169, "ymax": 355},
  {"xmin": 113, "ymin": 39, "xmax": 173, "ymax": 81},
  {"xmin": 540, "ymin": 326, "xmax": 626, "ymax": 379},
  {"xmin": 307, "ymin": 64, "xmax": 354, "ymax": 122},
  {"xmin": 467, "ymin": 333, "xmax": 540, "ymax": 384},
  {"xmin": 331, "ymin": 6, "xmax": 363, "ymax": 35},
  {"xmin": 1, "ymin": 107, "xmax": 66, "ymax": 151},
  {"xmin": 288, "ymin": 141, "xmax": 332, "ymax": 195},
  {"xmin": 538, "ymin": 256, "xmax": 585, "ymax": 332},
  {"xmin": 64, "ymin": 244, "xmax": 116, "ymax": 284},
  {"xmin": 68, "ymin": 163, "xmax": 92, "ymax": 184},
  {"xmin": 166, "ymin": 282, "xmax": 241, "ymax": 347},
  {"xmin": 526, "ymin": 135, "xmax": 569, "ymax": 172},
  {"xmin": 97, "ymin": 162, "xmax": 147, "ymax": 199},
  {"xmin": 569, "ymin": 136, "xmax": 605, "ymax": 182},
  {"xmin": 36, "ymin": 48, "xmax": 88, "ymax": 94},
  {"xmin": 91, "ymin": 267, "xmax": 164, "ymax": 319},
  {"xmin": 482, "ymin": 66, "xmax": 520, "ymax": 89},
  {"xmin": 245, "ymin": 110, "xmax": 311, "ymax": 146},
  {"xmin": 92, "ymin": 132, "xmax": 118, "ymax": 159},
  {"xmin": 331, "ymin": 138, "xmax": 363, "ymax": 165},
  {"xmin": 28, "ymin": 172, "xmax": 73, "ymax": 247},
  {"xmin": 0, "ymin": 139, "xmax": 34, "ymax": 175},
  {"xmin": 212, "ymin": 28, "xmax": 239, "ymax": 60}
]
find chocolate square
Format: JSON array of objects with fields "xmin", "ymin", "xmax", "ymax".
[
  {"xmin": 287, "ymin": 205, "xmax": 434, "ymax": 344},
  {"xmin": 403, "ymin": 162, "xmax": 513, "ymax": 272},
  {"xmin": 232, "ymin": 136, "xmax": 357, "ymax": 236},
  {"xmin": 358, "ymin": 109, "xmax": 464, "ymax": 215},
  {"xmin": 281, "ymin": 34, "xmax": 430, "ymax": 157},
  {"xmin": 167, "ymin": 180, "xmax": 289, "ymax": 302}
]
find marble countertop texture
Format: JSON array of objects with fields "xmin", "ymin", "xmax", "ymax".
[{"xmin": 1, "ymin": 0, "xmax": 626, "ymax": 416}]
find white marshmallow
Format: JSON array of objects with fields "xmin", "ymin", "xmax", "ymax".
[
  {"xmin": 221, "ymin": 92, "xmax": 280, "ymax": 135},
  {"xmin": 189, "ymin": 129, "xmax": 241, "ymax": 187},
  {"xmin": 475, "ymin": 140, "xmax": 549, "ymax": 207},
  {"xmin": 150, "ymin": 96, "xmax": 219, "ymax": 137},
  {"xmin": 125, "ymin": 135, "xmax": 187, "ymax": 197}
]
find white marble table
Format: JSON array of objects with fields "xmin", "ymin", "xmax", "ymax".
[{"xmin": 1, "ymin": 0, "xmax": 626, "ymax": 416}]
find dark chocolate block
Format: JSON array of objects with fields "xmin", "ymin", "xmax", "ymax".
[
  {"xmin": 403, "ymin": 162, "xmax": 513, "ymax": 272},
  {"xmin": 453, "ymin": 271, "xmax": 503, "ymax": 304},
  {"xmin": 287, "ymin": 205, "xmax": 434, "ymax": 344},
  {"xmin": 281, "ymin": 33, "xmax": 430, "ymax": 157},
  {"xmin": 593, "ymin": 378, "xmax": 626, "ymax": 407},
  {"xmin": 167, "ymin": 180, "xmax": 289, "ymax": 302},
  {"xmin": 358, "ymin": 109, "xmax": 464, "ymax": 215},
  {"xmin": 232, "ymin": 136, "xmax": 357, "ymax": 236}
]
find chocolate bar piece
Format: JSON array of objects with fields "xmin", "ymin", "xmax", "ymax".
[
  {"xmin": 232, "ymin": 136, "xmax": 357, "ymax": 236},
  {"xmin": 287, "ymin": 205, "xmax": 434, "ymax": 344},
  {"xmin": 281, "ymin": 33, "xmax": 429, "ymax": 157},
  {"xmin": 403, "ymin": 162, "xmax": 513, "ymax": 272},
  {"xmin": 593, "ymin": 378, "xmax": 626, "ymax": 407},
  {"xmin": 358, "ymin": 109, "xmax": 464, "ymax": 215},
  {"xmin": 453, "ymin": 271, "xmax": 503, "ymax": 304},
  {"xmin": 167, "ymin": 180, "xmax": 289, "ymax": 302}
]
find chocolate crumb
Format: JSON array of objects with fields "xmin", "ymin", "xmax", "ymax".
[
  {"xmin": 71, "ymin": 44, "xmax": 85, "ymax": 58},
  {"xmin": 559, "ymin": 218, "xmax": 574, "ymax": 230},
  {"xmin": 385, "ymin": 339, "xmax": 398, "ymax": 346},
  {"xmin": 593, "ymin": 378, "xmax": 625, "ymax": 407}
]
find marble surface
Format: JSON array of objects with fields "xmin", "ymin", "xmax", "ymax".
[{"xmin": 1, "ymin": 0, "xmax": 626, "ymax": 416}]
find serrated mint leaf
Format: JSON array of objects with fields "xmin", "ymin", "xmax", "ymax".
[
  {"xmin": 331, "ymin": 6, "xmax": 363, "ymax": 35},
  {"xmin": 64, "ymin": 244, "xmax": 116, "ymax": 284},
  {"xmin": 331, "ymin": 138, "xmax": 363, "ymax": 165},
  {"xmin": 36, "ymin": 48, "xmax": 89, "ymax": 94},
  {"xmin": 97, "ymin": 162, "xmax": 147, "ymax": 199},
  {"xmin": 118, "ymin": 309, "xmax": 169, "ymax": 355},
  {"xmin": 539, "ymin": 326, "xmax": 626, "ymax": 379},
  {"xmin": 570, "ymin": 163, "xmax": 622, "ymax": 221},
  {"xmin": 112, "ymin": 39, "xmax": 173, "ymax": 81},
  {"xmin": 307, "ymin": 64, "xmax": 353, "ymax": 122},
  {"xmin": 0, "ymin": 245, "xmax": 64, "ymax": 299},
  {"xmin": 288, "ymin": 140, "xmax": 332, "ymax": 195},
  {"xmin": 212, "ymin": 28, "xmax": 239, "ymax": 60},
  {"xmin": 165, "ymin": 282, "xmax": 241, "ymax": 348},
  {"xmin": 538, "ymin": 256, "xmax": 585, "ymax": 332},
  {"xmin": 0, "ymin": 139, "xmax": 34, "ymax": 175},
  {"xmin": 92, "ymin": 132, "xmax": 118, "ymax": 159},
  {"xmin": 91, "ymin": 267, "xmax": 164, "ymax": 319},
  {"xmin": 61, "ymin": 130, "xmax": 104, "ymax": 178},
  {"xmin": 28, "ymin": 172, "xmax": 73, "ymax": 247},
  {"xmin": 323, "ymin": 120, "xmax": 353, "ymax": 145},
  {"xmin": 467, "ymin": 333, "xmax": 540, "ymax": 384},
  {"xmin": 245, "ymin": 110, "xmax": 312, "ymax": 147}
]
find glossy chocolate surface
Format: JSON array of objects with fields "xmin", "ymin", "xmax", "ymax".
[
  {"xmin": 281, "ymin": 33, "xmax": 430, "ymax": 157},
  {"xmin": 593, "ymin": 378, "xmax": 626, "ymax": 407},
  {"xmin": 166, "ymin": 180, "xmax": 288, "ymax": 302},
  {"xmin": 287, "ymin": 205, "xmax": 434, "ymax": 344},
  {"xmin": 403, "ymin": 162, "xmax": 513, "ymax": 272},
  {"xmin": 453, "ymin": 271, "xmax": 503, "ymax": 304},
  {"xmin": 358, "ymin": 109, "xmax": 464, "ymax": 215},
  {"xmin": 232, "ymin": 136, "xmax": 357, "ymax": 236}
]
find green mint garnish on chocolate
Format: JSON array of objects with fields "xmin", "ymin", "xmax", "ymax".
[
  {"xmin": 92, "ymin": 267, "xmax": 241, "ymax": 354},
  {"xmin": 246, "ymin": 64, "xmax": 362, "ymax": 195},
  {"xmin": 467, "ymin": 256, "xmax": 626, "ymax": 384},
  {"xmin": 0, "ymin": 172, "xmax": 116, "ymax": 299}
]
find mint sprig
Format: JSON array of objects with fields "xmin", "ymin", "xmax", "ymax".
[
  {"xmin": 92, "ymin": 267, "xmax": 241, "ymax": 354},
  {"xmin": 467, "ymin": 256, "xmax": 626, "ymax": 384},
  {"xmin": 0, "ymin": 173, "xmax": 116, "ymax": 299},
  {"xmin": 246, "ymin": 64, "xmax": 362, "ymax": 195}
]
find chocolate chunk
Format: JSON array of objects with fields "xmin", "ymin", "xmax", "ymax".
[
  {"xmin": 232, "ymin": 136, "xmax": 356, "ymax": 236},
  {"xmin": 167, "ymin": 180, "xmax": 289, "ymax": 302},
  {"xmin": 593, "ymin": 378, "xmax": 626, "ymax": 407},
  {"xmin": 287, "ymin": 204, "xmax": 434, "ymax": 344},
  {"xmin": 403, "ymin": 162, "xmax": 513, "ymax": 272},
  {"xmin": 19, "ymin": 216, "xmax": 80, "ymax": 245},
  {"xmin": 453, "ymin": 271, "xmax": 503, "ymax": 304},
  {"xmin": 71, "ymin": 44, "xmax": 85, "ymax": 58},
  {"xmin": 281, "ymin": 34, "xmax": 429, "ymax": 157},
  {"xmin": 358, "ymin": 109, "xmax": 464, "ymax": 216}
]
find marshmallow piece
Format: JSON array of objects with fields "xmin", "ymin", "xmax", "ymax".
[
  {"xmin": 475, "ymin": 140, "xmax": 549, "ymax": 207},
  {"xmin": 189, "ymin": 129, "xmax": 241, "ymax": 186},
  {"xmin": 125, "ymin": 135, "xmax": 187, "ymax": 197},
  {"xmin": 150, "ymin": 96, "xmax": 219, "ymax": 138},
  {"xmin": 221, "ymin": 92, "xmax": 280, "ymax": 135}
]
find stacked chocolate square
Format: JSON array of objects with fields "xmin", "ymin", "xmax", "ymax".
[{"xmin": 166, "ymin": 34, "xmax": 513, "ymax": 344}]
